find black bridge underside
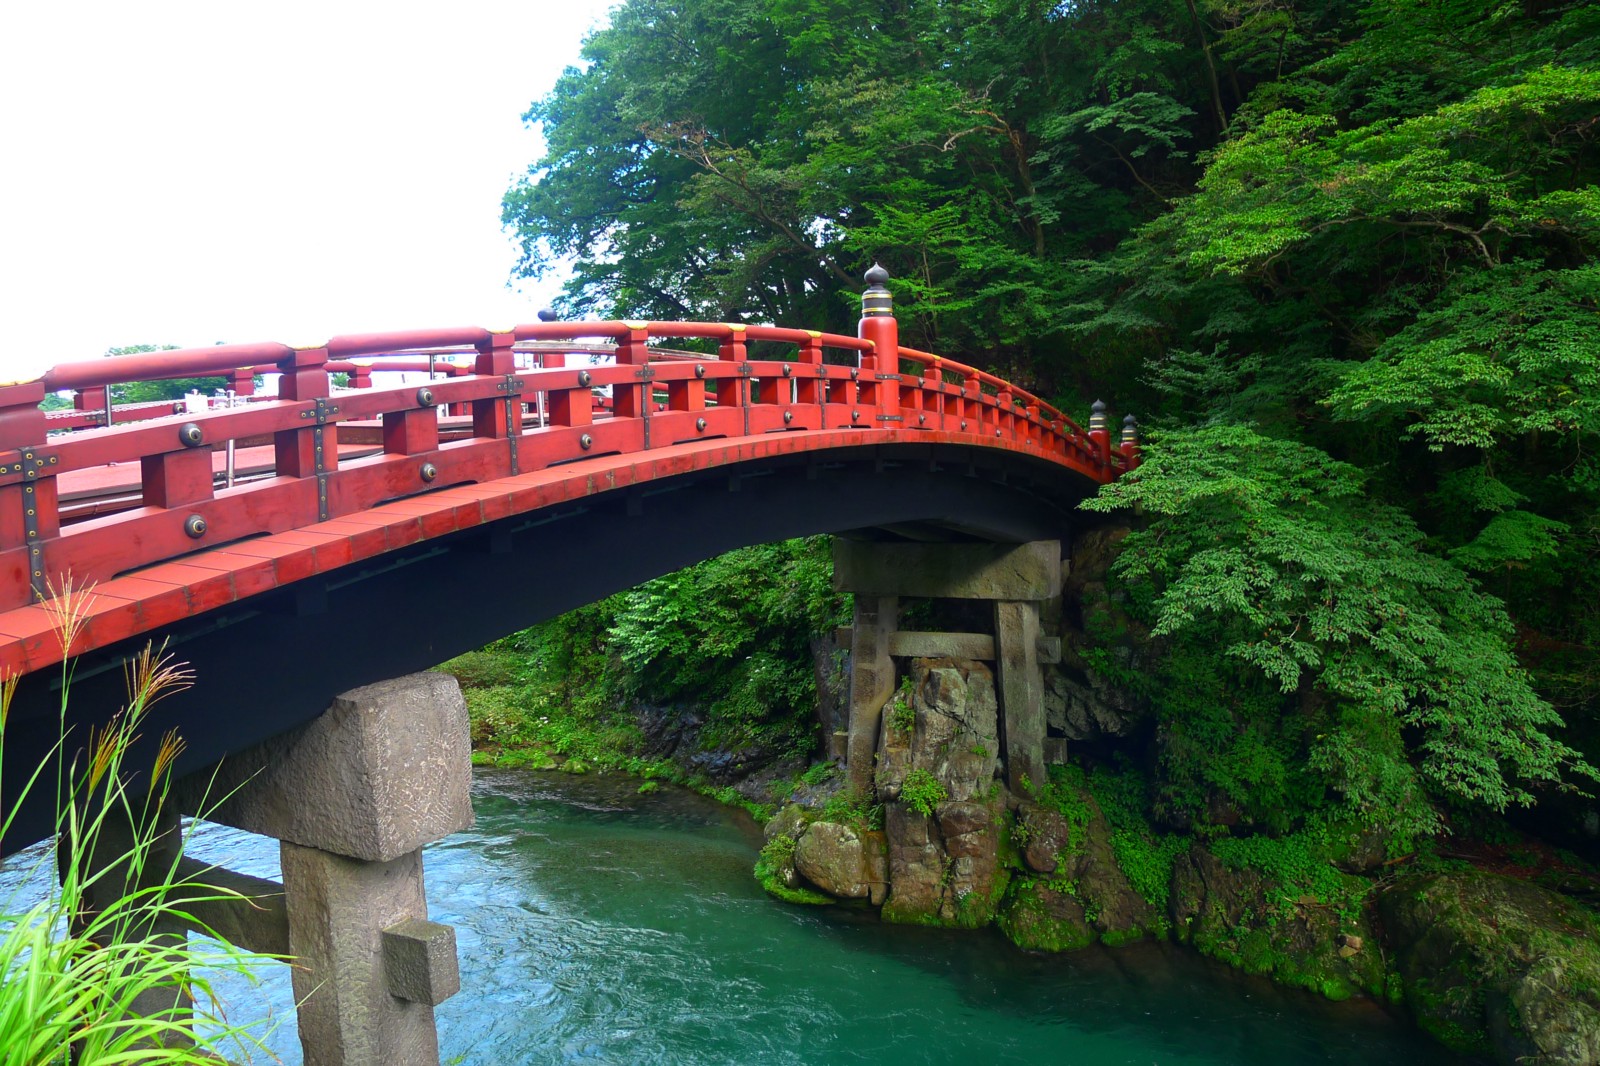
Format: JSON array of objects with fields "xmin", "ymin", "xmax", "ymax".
[{"xmin": 3, "ymin": 441, "xmax": 1100, "ymax": 854}]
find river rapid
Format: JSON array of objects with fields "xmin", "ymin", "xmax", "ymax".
[{"xmin": 12, "ymin": 768, "xmax": 1463, "ymax": 1064}]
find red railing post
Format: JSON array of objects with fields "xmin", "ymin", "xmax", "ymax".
[
  {"xmin": 796, "ymin": 333, "xmax": 824, "ymax": 407},
  {"xmin": 274, "ymin": 346, "xmax": 332, "ymax": 489},
  {"xmin": 611, "ymin": 323, "xmax": 650, "ymax": 420},
  {"xmin": 472, "ymin": 330, "xmax": 517, "ymax": 439},
  {"xmin": 857, "ymin": 264, "xmax": 899, "ymax": 425},
  {"xmin": 1120, "ymin": 414, "xmax": 1141, "ymax": 470},
  {"xmin": 0, "ymin": 380, "xmax": 53, "ymax": 603},
  {"xmin": 717, "ymin": 325, "xmax": 747, "ymax": 414},
  {"xmin": 960, "ymin": 372, "xmax": 980, "ymax": 433}
]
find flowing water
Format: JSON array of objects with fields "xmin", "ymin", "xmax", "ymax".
[{"xmin": 11, "ymin": 768, "xmax": 1462, "ymax": 1064}]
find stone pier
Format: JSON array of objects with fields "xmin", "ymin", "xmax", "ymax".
[
  {"xmin": 174, "ymin": 670, "xmax": 472, "ymax": 1066},
  {"xmin": 833, "ymin": 539, "xmax": 1062, "ymax": 795}
]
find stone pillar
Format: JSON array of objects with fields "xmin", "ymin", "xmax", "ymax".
[
  {"xmin": 995, "ymin": 600, "xmax": 1045, "ymax": 793},
  {"xmin": 178, "ymin": 670, "xmax": 471, "ymax": 1066},
  {"xmin": 845, "ymin": 595, "xmax": 898, "ymax": 795},
  {"xmin": 833, "ymin": 538, "xmax": 1061, "ymax": 797}
]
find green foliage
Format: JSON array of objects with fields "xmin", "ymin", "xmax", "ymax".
[
  {"xmin": 819, "ymin": 789, "xmax": 884, "ymax": 833},
  {"xmin": 1089, "ymin": 764, "xmax": 1186, "ymax": 916},
  {"xmin": 1210, "ymin": 827, "xmax": 1369, "ymax": 924},
  {"xmin": 609, "ymin": 537, "xmax": 848, "ymax": 762},
  {"xmin": 1028, "ymin": 764, "xmax": 1093, "ymax": 852},
  {"xmin": 1085, "ymin": 424, "xmax": 1594, "ymax": 835},
  {"xmin": 900, "ymin": 769, "xmax": 948, "ymax": 818},
  {"xmin": 503, "ymin": 0, "xmax": 1600, "ymax": 862}
]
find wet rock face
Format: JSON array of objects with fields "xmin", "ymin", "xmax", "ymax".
[
  {"xmin": 1046, "ymin": 667, "xmax": 1141, "ymax": 741},
  {"xmin": 1170, "ymin": 846, "xmax": 1383, "ymax": 1002},
  {"xmin": 1381, "ymin": 872, "xmax": 1600, "ymax": 1065}
]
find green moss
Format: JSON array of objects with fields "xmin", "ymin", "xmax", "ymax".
[
  {"xmin": 754, "ymin": 834, "xmax": 833, "ymax": 906},
  {"xmin": 998, "ymin": 879, "xmax": 1097, "ymax": 952}
]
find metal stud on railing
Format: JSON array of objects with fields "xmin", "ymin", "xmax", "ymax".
[
  {"xmin": 416, "ymin": 387, "xmax": 434, "ymax": 407},
  {"xmin": 578, "ymin": 371, "xmax": 591, "ymax": 387},
  {"xmin": 783, "ymin": 410, "xmax": 793, "ymax": 424},
  {"xmin": 782, "ymin": 364, "xmax": 792, "ymax": 377},
  {"xmin": 184, "ymin": 515, "xmax": 207, "ymax": 539},
  {"xmin": 695, "ymin": 364, "xmax": 706, "ymax": 378},
  {"xmin": 179, "ymin": 423, "xmax": 204, "ymax": 447},
  {"xmin": 420, "ymin": 463, "xmax": 438, "ymax": 482},
  {"xmin": 579, "ymin": 433, "xmax": 593, "ymax": 450},
  {"xmin": 696, "ymin": 418, "xmax": 707, "ymax": 432}
]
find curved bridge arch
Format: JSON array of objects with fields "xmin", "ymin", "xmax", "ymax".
[{"xmin": 0, "ymin": 300, "xmax": 1137, "ymax": 852}]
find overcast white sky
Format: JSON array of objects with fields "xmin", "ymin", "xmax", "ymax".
[{"xmin": 1, "ymin": 0, "xmax": 615, "ymax": 374}]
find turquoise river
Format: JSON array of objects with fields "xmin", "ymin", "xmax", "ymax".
[{"xmin": 28, "ymin": 768, "xmax": 1470, "ymax": 1063}]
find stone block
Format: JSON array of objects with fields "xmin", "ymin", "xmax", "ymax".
[
  {"xmin": 833, "ymin": 540, "xmax": 1061, "ymax": 600},
  {"xmin": 382, "ymin": 918, "xmax": 460, "ymax": 1006},
  {"xmin": 887, "ymin": 630, "xmax": 996, "ymax": 660},
  {"xmin": 180, "ymin": 671, "xmax": 473, "ymax": 862}
]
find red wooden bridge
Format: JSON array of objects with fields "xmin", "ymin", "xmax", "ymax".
[{"xmin": 0, "ymin": 269, "xmax": 1137, "ymax": 851}]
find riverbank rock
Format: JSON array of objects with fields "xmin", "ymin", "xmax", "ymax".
[
  {"xmin": 877, "ymin": 658, "xmax": 1000, "ymax": 802},
  {"xmin": 874, "ymin": 658, "xmax": 1007, "ymax": 927},
  {"xmin": 1000, "ymin": 786, "xmax": 1157, "ymax": 951},
  {"xmin": 1380, "ymin": 871, "xmax": 1600, "ymax": 1064},
  {"xmin": 1170, "ymin": 845, "xmax": 1383, "ymax": 1001},
  {"xmin": 881, "ymin": 797, "xmax": 1006, "ymax": 928},
  {"xmin": 794, "ymin": 821, "xmax": 888, "ymax": 904}
]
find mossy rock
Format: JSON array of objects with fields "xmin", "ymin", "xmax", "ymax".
[
  {"xmin": 998, "ymin": 879, "xmax": 1098, "ymax": 952},
  {"xmin": 1380, "ymin": 871, "xmax": 1600, "ymax": 1064},
  {"xmin": 1170, "ymin": 845, "xmax": 1384, "ymax": 1002}
]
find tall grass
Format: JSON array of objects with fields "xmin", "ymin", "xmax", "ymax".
[{"xmin": 0, "ymin": 582, "xmax": 280, "ymax": 1064}]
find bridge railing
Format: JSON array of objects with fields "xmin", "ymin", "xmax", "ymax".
[{"xmin": 0, "ymin": 274, "xmax": 1133, "ymax": 614}]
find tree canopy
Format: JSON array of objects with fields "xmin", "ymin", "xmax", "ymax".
[{"xmin": 506, "ymin": 0, "xmax": 1600, "ymax": 841}]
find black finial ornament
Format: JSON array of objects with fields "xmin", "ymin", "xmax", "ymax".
[
  {"xmin": 861, "ymin": 264, "xmax": 892, "ymax": 318},
  {"xmin": 537, "ymin": 308, "xmax": 558, "ymax": 322},
  {"xmin": 1089, "ymin": 399, "xmax": 1107, "ymax": 432}
]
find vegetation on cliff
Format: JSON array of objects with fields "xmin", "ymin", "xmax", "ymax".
[{"xmin": 506, "ymin": 0, "xmax": 1600, "ymax": 850}]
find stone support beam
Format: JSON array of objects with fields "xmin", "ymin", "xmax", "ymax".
[
  {"xmin": 845, "ymin": 596, "xmax": 897, "ymax": 795},
  {"xmin": 173, "ymin": 856, "xmax": 289, "ymax": 956},
  {"xmin": 177, "ymin": 672, "xmax": 472, "ymax": 862},
  {"xmin": 833, "ymin": 539, "xmax": 1060, "ymax": 600},
  {"xmin": 886, "ymin": 630, "xmax": 996, "ymax": 661},
  {"xmin": 995, "ymin": 600, "xmax": 1046, "ymax": 793}
]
